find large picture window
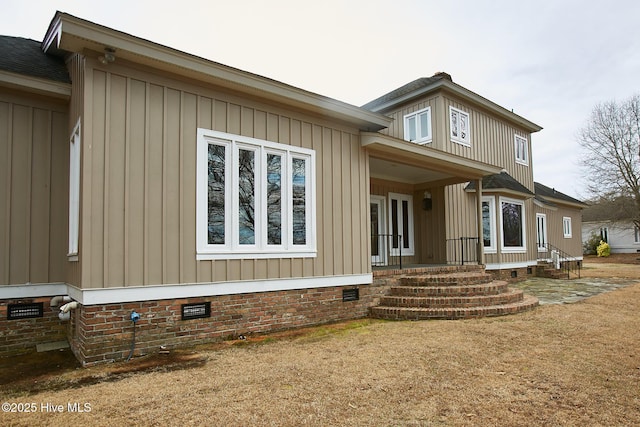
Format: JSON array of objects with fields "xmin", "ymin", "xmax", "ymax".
[
  {"xmin": 197, "ymin": 129, "xmax": 316, "ymax": 259},
  {"xmin": 500, "ymin": 197, "xmax": 526, "ymax": 253}
]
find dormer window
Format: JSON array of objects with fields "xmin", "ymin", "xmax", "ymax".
[
  {"xmin": 403, "ymin": 107, "xmax": 432, "ymax": 144},
  {"xmin": 449, "ymin": 106, "xmax": 470, "ymax": 146}
]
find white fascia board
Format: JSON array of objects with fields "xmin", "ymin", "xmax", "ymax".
[
  {"xmin": 0, "ymin": 283, "xmax": 68, "ymax": 299},
  {"xmin": 66, "ymin": 274, "xmax": 372, "ymax": 305}
]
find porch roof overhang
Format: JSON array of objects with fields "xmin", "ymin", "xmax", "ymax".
[{"xmin": 361, "ymin": 131, "xmax": 502, "ymax": 187}]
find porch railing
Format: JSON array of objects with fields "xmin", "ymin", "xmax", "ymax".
[
  {"xmin": 371, "ymin": 234, "xmax": 402, "ymax": 269},
  {"xmin": 537, "ymin": 242, "xmax": 581, "ymax": 279},
  {"xmin": 446, "ymin": 237, "xmax": 480, "ymax": 265}
]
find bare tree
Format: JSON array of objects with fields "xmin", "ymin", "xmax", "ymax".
[{"xmin": 578, "ymin": 94, "xmax": 640, "ymax": 229}]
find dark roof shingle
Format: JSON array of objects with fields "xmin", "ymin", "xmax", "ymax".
[
  {"xmin": 0, "ymin": 36, "xmax": 70, "ymax": 83},
  {"xmin": 465, "ymin": 172, "xmax": 534, "ymax": 196},
  {"xmin": 534, "ymin": 182, "xmax": 585, "ymax": 207},
  {"xmin": 361, "ymin": 73, "xmax": 452, "ymax": 111}
]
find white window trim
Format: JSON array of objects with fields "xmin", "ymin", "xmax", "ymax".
[
  {"xmin": 536, "ymin": 213, "xmax": 548, "ymax": 252},
  {"xmin": 68, "ymin": 119, "xmax": 81, "ymax": 260},
  {"xmin": 482, "ymin": 196, "xmax": 497, "ymax": 254},
  {"xmin": 499, "ymin": 196, "xmax": 526, "ymax": 253},
  {"xmin": 449, "ymin": 106, "xmax": 470, "ymax": 147},
  {"xmin": 388, "ymin": 192, "xmax": 415, "ymax": 256},
  {"xmin": 563, "ymin": 216, "xmax": 572, "ymax": 238},
  {"xmin": 515, "ymin": 134, "xmax": 529, "ymax": 165},
  {"xmin": 403, "ymin": 107, "xmax": 432, "ymax": 144},
  {"xmin": 196, "ymin": 129, "xmax": 316, "ymax": 260}
]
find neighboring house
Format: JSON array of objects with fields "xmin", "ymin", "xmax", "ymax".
[
  {"xmin": 582, "ymin": 199, "xmax": 640, "ymax": 253},
  {"xmin": 0, "ymin": 13, "xmax": 584, "ymax": 364}
]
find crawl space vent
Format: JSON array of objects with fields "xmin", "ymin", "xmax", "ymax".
[
  {"xmin": 342, "ymin": 288, "xmax": 359, "ymax": 302},
  {"xmin": 181, "ymin": 302, "xmax": 211, "ymax": 320},
  {"xmin": 7, "ymin": 302, "xmax": 44, "ymax": 320}
]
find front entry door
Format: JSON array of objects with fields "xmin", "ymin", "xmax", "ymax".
[{"xmin": 370, "ymin": 196, "xmax": 386, "ymax": 266}]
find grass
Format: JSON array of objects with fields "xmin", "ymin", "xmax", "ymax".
[{"xmin": 2, "ymin": 258, "xmax": 640, "ymax": 426}]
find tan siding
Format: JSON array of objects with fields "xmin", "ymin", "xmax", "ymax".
[
  {"xmin": 0, "ymin": 94, "xmax": 68, "ymax": 286},
  {"xmin": 81, "ymin": 60, "xmax": 367, "ymax": 288}
]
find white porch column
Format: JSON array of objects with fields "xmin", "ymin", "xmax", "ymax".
[{"xmin": 476, "ymin": 178, "xmax": 485, "ymax": 265}]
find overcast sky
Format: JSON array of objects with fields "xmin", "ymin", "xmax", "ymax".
[{"xmin": 2, "ymin": 0, "xmax": 639, "ymax": 199}]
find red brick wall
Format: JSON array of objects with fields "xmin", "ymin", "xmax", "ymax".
[
  {"xmin": 68, "ymin": 284, "xmax": 376, "ymax": 366},
  {"xmin": 0, "ymin": 297, "xmax": 67, "ymax": 357}
]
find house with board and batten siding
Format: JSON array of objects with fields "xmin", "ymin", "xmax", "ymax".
[{"xmin": 0, "ymin": 12, "xmax": 584, "ymax": 365}]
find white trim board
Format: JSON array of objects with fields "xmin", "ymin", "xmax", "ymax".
[{"xmin": 1, "ymin": 274, "xmax": 373, "ymax": 306}]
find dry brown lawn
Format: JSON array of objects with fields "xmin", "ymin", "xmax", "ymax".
[{"xmin": 2, "ymin": 256, "xmax": 640, "ymax": 426}]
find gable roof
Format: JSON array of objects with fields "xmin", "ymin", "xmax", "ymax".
[
  {"xmin": 361, "ymin": 72, "xmax": 542, "ymax": 133},
  {"xmin": 534, "ymin": 182, "xmax": 586, "ymax": 209},
  {"xmin": 0, "ymin": 36, "xmax": 70, "ymax": 83},
  {"xmin": 42, "ymin": 12, "xmax": 391, "ymax": 132},
  {"xmin": 465, "ymin": 172, "xmax": 534, "ymax": 197}
]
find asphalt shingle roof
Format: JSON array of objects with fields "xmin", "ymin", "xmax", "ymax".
[
  {"xmin": 0, "ymin": 36, "xmax": 70, "ymax": 83},
  {"xmin": 361, "ymin": 73, "xmax": 451, "ymax": 111},
  {"xmin": 465, "ymin": 172, "xmax": 534, "ymax": 196},
  {"xmin": 534, "ymin": 182, "xmax": 585, "ymax": 206}
]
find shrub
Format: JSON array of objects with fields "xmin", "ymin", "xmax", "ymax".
[
  {"xmin": 597, "ymin": 240, "xmax": 611, "ymax": 257},
  {"xmin": 583, "ymin": 233, "xmax": 602, "ymax": 255}
]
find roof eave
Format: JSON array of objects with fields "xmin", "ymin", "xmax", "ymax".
[
  {"xmin": 0, "ymin": 69, "xmax": 71, "ymax": 99},
  {"xmin": 43, "ymin": 12, "xmax": 392, "ymax": 132},
  {"xmin": 368, "ymin": 79, "xmax": 542, "ymax": 134}
]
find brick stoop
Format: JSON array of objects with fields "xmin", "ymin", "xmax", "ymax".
[
  {"xmin": 535, "ymin": 262, "xmax": 567, "ymax": 279},
  {"xmin": 370, "ymin": 267, "xmax": 538, "ymax": 320}
]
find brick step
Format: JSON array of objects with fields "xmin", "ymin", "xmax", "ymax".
[
  {"xmin": 400, "ymin": 272, "xmax": 493, "ymax": 287},
  {"xmin": 370, "ymin": 295, "xmax": 539, "ymax": 320},
  {"xmin": 389, "ymin": 280, "xmax": 509, "ymax": 297},
  {"xmin": 379, "ymin": 288, "xmax": 524, "ymax": 308}
]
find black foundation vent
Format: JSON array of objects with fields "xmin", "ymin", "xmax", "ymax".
[
  {"xmin": 181, "ymin": 302, "xmax": 211, "ymax": 320},
  {"xmin": 342, "ymin": 288, "xmax": 359, "ymax": 302},
  {"xmin": 7, "ymin": 302, "xmax": 44, "ymax": 320}
]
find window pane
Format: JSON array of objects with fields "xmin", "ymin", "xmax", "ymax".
[
  {"xmin": 208, "ymin": 144, "xmax": 226, "ymax": 244},
  {"xmin": 370, "ymin": 203, "xmax": 379, "ymax": 256},
  {"xmin": 238, "ymin": 149, "xmax": 255, "ymax": 245},
  {"xmin": 391, "ymin": 199, "xmax": 399, "ymax": 249},
  {"xmin": 419, "ymin": 112, "xmax": 429, "ymax": 139},
  {"xmin": 482, "ymin": 201, "xmax": 492, "ymax": 247},
  {"xmin": 407, "ymin": 116, "xmax": 416, "ymax": 141},
  {"xmin": 267, "ymin": 154, "xmax": 282, "ymax": 245},
  {"xmin": 402, "ymin": 200, "xmax": 409, "ymax": 249},
  {"xmin": 292, "ymin": 158, "xmax": 306, "ymax": 245},
  {"xmin": 451, "ymin": 110, "xmax": 458, "ymax": 138},
  {"xmin": 460, "ymin": 114, "xmax": 467, "ymax": 140},
  {"xmin": 502, "ymin": 202, "xmax": 523, "ymax": 247}
]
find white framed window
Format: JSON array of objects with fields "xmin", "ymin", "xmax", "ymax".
[
  {"xmin": 388, "ymin": 192, "xmax": 414, "ymax": 256},
  {"xmin": 196, "ymin": 129, "xmax": 316, "ymax": 260},
  {"xmin": 515, "ymin": 134, "xmax": 528, "ymax": 165},
  {"xmin": 68, "ymin": 119, "xmax": 81, "ymax": 259},
  {"xmin": 536, "ymin": 213, "xmax": 548, "ymax": 251},
  {"xmin": 563, "ymin": 217, "xmax": 572, "ymax": 238},
  {"xmin": 500, "ymin": 197, "xmax": 526, "ymax": 253},
  {"xmin": 449, "ymin": 106, "xmax": 470, "ymax": 146},
  {"xmin": 600, "ymin": 227, "xmax": 608, "ymax": 242},
  {"xmin": 482, "ymin": 196, "xmax": 496, "ymax": 253},
  {"xmin": 403, "ymin": 107, "xmax": 432, "ymax": 144}
]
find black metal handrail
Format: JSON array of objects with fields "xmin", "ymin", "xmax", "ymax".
[
  {"xmin": 446, "ymin": 237, "xmax": 480, "ymax": 265},
  {"xmin": 371, "ymin": 234, "xmax": 402, "ymax": 269},
  {"xmin": 537, "ymin": 242, "xmax": 581, "ymax": 279}
]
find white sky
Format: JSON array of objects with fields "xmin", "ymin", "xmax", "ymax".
[{"xmin": 2, "ymin": 0, "xmax": 639, "ymax": 199}]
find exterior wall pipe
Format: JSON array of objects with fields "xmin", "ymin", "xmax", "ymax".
[
  {"xmin": 58, "ymin": 301, "xmax": 79, "ymax": 321},
  {"xmin": 50, "ymin": 295, "xmax": 71, "ymax": 307}
]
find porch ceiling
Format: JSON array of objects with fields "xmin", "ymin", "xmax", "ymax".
[{"xmin": 362, "ymin": 132, "xmax": 502, "ymax": 187}]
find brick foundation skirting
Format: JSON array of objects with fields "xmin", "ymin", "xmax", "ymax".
[
  {"xmin": 0, "ymin": 297, "xmax": 67, "ymax": 357},
  {"xmin": 64, "ymin": 284, "xmax": 378, "ymax": 366}
]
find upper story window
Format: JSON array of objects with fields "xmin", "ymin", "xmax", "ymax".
[
  {"xmin": 515, "ymin": 134, "xmax": 529, "ymax": 165},
  {"xmin": 449, "ymin": 106, "xmax": 470, "ymax": 146},
  {"xmin": 563, "ymin": 217, "xmax": 572, "ymax": 238},
  {"xmin": 196, "ymin": 129, "xmax": 316, "ymax": 260},
  {"xmin": 403, "ymin": 107, "xmax": 432, "ymax": 144}
]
